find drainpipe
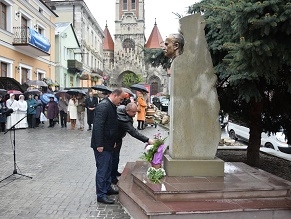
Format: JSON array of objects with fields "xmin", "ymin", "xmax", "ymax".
[{"xmin": 73, "ymin": 4, "xmax": 75, "ymax": 28}]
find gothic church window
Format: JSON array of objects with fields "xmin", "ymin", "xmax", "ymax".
[{"xmin": 122, "ymin": 38, "xmax": 135, "ymax": 50}]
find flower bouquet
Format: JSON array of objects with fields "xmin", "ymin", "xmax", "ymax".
[{"xmin": 140, "ymin": 133, "xmax": 167, "ymax": 183}]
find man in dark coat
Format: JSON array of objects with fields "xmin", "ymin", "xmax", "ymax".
[
  {"xmin": 91, "ymin": 88, "xmax": 125, "ymax": 204},
  {"xmin": 85, "ymin": 91, "xmax": 98, "ymax": 131},
  {"xmin": 111, "ymin": 103, "xmax": 154, "ymax": 184}
]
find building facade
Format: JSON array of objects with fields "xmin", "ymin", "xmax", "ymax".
[
  {"xmin": 0, "ymin": 0, "xmax": 57, "ymax": 89},
  {"xmin": 45, "ymin": 0, "xmax": 105, "ymax": 87},
  {"xmin": 103, "ymin": 0, "xmax": 168, "ymax": 95},
  {"xmin": 55, "ymin": 22, "xmax": 82, "ymax": 88}
]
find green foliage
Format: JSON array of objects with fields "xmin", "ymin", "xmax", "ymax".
[
  {"xmin": 122, "ymin": 72, "xmax": 142, "ymax": 87},
  {"xmin": 188, "ymin": 0, "xmax": 291, "ymax": 133},
  {"xmin": 140, "ymin": 137, "xmax": 166, "ymax": 162},
  {"xmin": 144, "ymin": 48, "xmax": 171, "ymax": 70},
  {"xmin": 146, "ymin": 167, "xmax": 166, "ymax": 183}
]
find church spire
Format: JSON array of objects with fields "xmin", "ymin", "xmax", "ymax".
[
  {"xmin": 103, "ymin": 24, "xmax": 114, "ymax": 51},
  {"xmin": 145, "ymin": 19, "xmax": 164, "ymax": 49}
]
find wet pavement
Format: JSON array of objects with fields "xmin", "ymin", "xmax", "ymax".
[{"xmin": 0, "ymin": 120, "xmax": 168, "ymax": 219}]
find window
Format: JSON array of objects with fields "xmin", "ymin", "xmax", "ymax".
[
  {"xmin": 38, "ymin": 26, "xmax": 44, "ymax": 35},
  {"xmin": 0, "ymin": 2, "xmax": 7, "ymax": 30},
  {"xmin": 131, "ymin": 0, "xmax": 135, "ymax": 10},
  {"xmin": 21, "ymin": 68, "xmax": 28, "ymax": 84},
  {"xmin": 21, "ymin": 16, "xmax": 28, "ymax": 43},
  {"xmin": 123, "ymin": 0, "xmax": 127, "ymax": 10},
  {"xmin": 1, "ymin": 62, "xmax": 7, "ymax": 77}
]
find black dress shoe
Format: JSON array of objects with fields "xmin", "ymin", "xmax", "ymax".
[
  {"xmin": 107, "ymin": 187, "xmax": 119, "ymax": 195},
  {"xmin": 116, "ymin": 171, "xmax": 122, "ymax": 176},
  {"xmin": 111, "ymin": 178, "xmax": 119, "ymax": 185},
  {"xmin": 97, "ymin": 196, "xmax": 115, "ymax": 204}
]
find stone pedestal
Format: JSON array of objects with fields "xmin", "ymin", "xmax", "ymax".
[
  {"xmin": 163, "ymin": 154, "xmax": 224, "ymax": 177},
  {"xmin": 118, "ymin": 161, "xmax": 291, "ymax": 219}
]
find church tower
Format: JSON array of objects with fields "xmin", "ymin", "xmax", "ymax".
[{"xmin": 110, "ymin": 0, "xmax": 146, "ymax": 86}]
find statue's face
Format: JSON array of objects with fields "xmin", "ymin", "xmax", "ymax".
[{"xmin": 163, "ymin": 36, "xmax": 178, "ymax": 59}]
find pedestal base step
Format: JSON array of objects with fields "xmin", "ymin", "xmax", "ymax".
[{"xmin": 118, "ymin": 162, "xmax": 291, "ymax": 219}]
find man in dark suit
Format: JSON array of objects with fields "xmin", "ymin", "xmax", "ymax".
[
  {"xmin": 111, "ymin": 103, "xmax": 154, "ymax": 185},
  {"xmin": 85, "ymin": 91, "xmax": 98, "ymax": 131},
  {"xmin": 91, "ymin": 88, "xmax": 125, "ymax": 204}
]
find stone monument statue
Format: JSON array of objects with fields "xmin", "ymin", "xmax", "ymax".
[{"xmin": 163, "ymin": 14, "xmax": 224, "ymax": 176}]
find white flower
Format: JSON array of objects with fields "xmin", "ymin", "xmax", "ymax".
[{"xmin": 145, "ymin": 144, "xmax": 154, "ymax": 152}]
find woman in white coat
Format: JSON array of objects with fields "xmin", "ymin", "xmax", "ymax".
[
  {"xmin": 16, "ymin": 95, "xmax": 28, "ymax": 129},
  {"xmin": 6, "ymin": 94, "xmax": 19, "ymax": 129},
  {"xmin": 68, "ymin": 95, "xmax": 78, "ymax": 130}
]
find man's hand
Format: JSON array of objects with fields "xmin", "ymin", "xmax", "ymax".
[
  {"xmin": 148, "ymin": 139, "xmax": 154, "ymax": 145},
  {"xmin": 114, "ymin": 143, "xmax": 117, "ymax": 148},
  {"xmin": 97, "ymin": 147, "xmax": 104, "ymax": 152}
]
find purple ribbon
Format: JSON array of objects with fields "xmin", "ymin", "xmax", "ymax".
[{"xmin": 151, "ymin": 144, "xmax": 165, "ymax": 165}]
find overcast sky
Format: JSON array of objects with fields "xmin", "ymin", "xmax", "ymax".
[{"xmin": 84, "ymin": 0, "xmax": 198, "ymax": 40}]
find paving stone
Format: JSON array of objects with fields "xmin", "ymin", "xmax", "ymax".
[{"xmin": 0, "ymin": 119, "xmax": 166, "ymax": 218}]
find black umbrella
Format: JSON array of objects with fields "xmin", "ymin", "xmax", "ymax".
[
  {"xmin": 67, "ymin": 89, "xmax": 87, "ymax": 96},
  {"xmin": 24, "ymin": 89, "xmax": 41, "ymax": 97},
  {"xmin": 91, "ymin": 84, "xmax": 112, "ymax": 93},
  {"xmin": 130, "ymin": 84, "xmax": 149, "ymax": 93},
  {"xmin": 55, "ymin": 90, "xmax": 70, "ymax": 99},
  {"xmin": 0, "ymin": 89, "xmax": 7, "ymax": 96}
]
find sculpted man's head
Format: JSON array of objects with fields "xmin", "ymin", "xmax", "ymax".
[{"xmin": 163, "ymin": 33, "xmax": 184, "ymax": 60}]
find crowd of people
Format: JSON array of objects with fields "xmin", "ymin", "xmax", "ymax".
[{"xmin": 1, "ymin": 86, "xmax": 154, "ymax": 205}]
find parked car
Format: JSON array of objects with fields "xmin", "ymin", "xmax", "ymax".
[
  {"xmin": 227, "ymin": 121, "xmax": 291, "ymax": 153},
  {"xmin": 152, "ymin": 96, "xmax": 169, "ymax": 111}
]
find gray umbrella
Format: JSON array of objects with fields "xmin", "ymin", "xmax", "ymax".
[
  {"xmin": 91, "ymin": 84, "xmax": 112, "ymax": 93},
  {"xmin": 121, "ymin": 87, "xmax": 134, "ymax": 97},
  {"xmin": 130, "ymin": 84, "xmax": 149, "ymax": 93},
  {"xmin": 26, "ymin": 80, "xmax": 48, "ymax": 87}
]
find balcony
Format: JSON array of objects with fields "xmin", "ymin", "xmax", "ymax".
[
  {"xmin": 91, "ymin": 68, "xmax": 103, "ymax": 78},
  {"xmin": 67, "ymin": 60, "xmax": 83, "ymax": 73},
  {"xmin": 13, "ymin": 27, "xmax": 50, "ymax": 56}
]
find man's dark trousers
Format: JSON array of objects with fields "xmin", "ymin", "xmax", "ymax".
[
  {"xmin": 111, "ymin": 139, "xmax": 122, "ymax": 183},
  {"xmin": 94, "ymin": 149, "xmax": 112, "ymax": 199}
]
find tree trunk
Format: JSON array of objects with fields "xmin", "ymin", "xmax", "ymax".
[{"xmin": 247, "ymin": 100, "xmax": 263, "ymax": 167}]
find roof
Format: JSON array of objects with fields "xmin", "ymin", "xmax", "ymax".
[
  {"xmin": 55, "ymin": 22, "xmax": 71, "ymax": 34},
  {"xmin": 55, "ymin": 22, "xmax": 80, "ymax": 47},
  {"xmin": 145, "ymin": 21, "xmax": 164, "ymax": 49},
  {"xmin": 103, "ymin": 24, "xmax": 114, "ymax": 51}
]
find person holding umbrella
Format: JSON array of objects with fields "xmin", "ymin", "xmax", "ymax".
[
  {"xmin": 77, "ymin": 93, "xmax": 86, "ymax": 131},
  {"xmin": 85, "ymin": 91, "xmax": 98, "ymax": 131},
  {"xmin": 58, "ymin": 94, "xmax": 68, "ymax": 128},
  {"xmin": 27, "ymin": 94, "xmax": 38, "ymax": 128},
  {"xmin": 6, "ymin": 94, "xmax": 18, "ymax": 129},
  {"xmin": 34, "ymin": 94, "xmax": 43, "ymax": 127},
  {"xmin": 46, "ymin": 97, "xmax": 59, "ymax": 128},
  {"xmin": 17, "ymin": 95, "xmax": 28, "ymax": 129},
  {"xmin": 0, "ymin": 95, "xmax": 7, "ymax": 132},
  {"xmin": 68, "ymin": 95, "xmax": 78, "ymax": 130}
]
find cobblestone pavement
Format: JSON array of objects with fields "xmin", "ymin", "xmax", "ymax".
[{"xmin": 0, "ymin": 120, "xmax": 168, "ymax": 219}]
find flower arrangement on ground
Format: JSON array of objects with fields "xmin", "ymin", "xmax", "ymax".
[{"xmin": 140, "ymin": 133, "xmax": 167, "ymax": 183}]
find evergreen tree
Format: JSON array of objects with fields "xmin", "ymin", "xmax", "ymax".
[{"xmin": 188, "ymin": 0, "xmax": 291, "ymax": 166}]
